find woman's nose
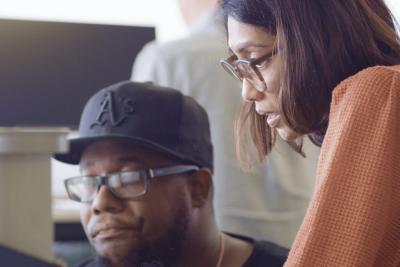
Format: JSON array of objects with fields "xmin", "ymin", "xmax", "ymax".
[{"xmin": 241, "ymin": 79, "xmax": 263, "ymax": 102}]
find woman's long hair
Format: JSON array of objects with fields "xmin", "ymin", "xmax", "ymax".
[{"xmin": 220, "ymin": 0, "xmax": 400, "ymax": 164}]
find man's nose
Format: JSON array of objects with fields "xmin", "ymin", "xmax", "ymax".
[
  {"xmin": 241, "ymin": 79, "xmax": 263, "ymax": 102},
  {"xmin": 91, "ymin": 185, "xmax": 124, "ymax": 215}
]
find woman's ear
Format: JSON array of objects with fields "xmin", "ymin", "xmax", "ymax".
[{"xmin": 187, "ymin": 168, "xmax": 213, "ymax": 208}]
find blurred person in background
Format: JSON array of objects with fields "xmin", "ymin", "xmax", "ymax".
[{"xmin": 131, "ymin": 0, "xmax": 320, "ymax": 248}]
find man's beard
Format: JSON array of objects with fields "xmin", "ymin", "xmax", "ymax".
[{"xmin": 100, "ymin": 205, "xmax": 190, "ymax": 267}]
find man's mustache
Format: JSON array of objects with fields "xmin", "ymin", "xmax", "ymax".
[{"xmin": 87, "ymin": 216, "xmax": 144, "ymax": 239}]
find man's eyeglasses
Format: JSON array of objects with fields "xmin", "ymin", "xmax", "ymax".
[
  {"xmin": 220, "ymin": 52, "xmax": 274, "ymax": 92},
  {"xmin": 64, "ymin": 165, "xmax": 199, "ymax": 203}
]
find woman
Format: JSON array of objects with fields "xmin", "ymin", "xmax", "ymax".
[{"xmin": 219, "ymin": 0, "xmax": 400, "ymax": 266}]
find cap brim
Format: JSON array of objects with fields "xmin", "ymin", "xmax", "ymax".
[{"xmin": 53, "ymin": 135, "xmax": 195, "ymax": 166}]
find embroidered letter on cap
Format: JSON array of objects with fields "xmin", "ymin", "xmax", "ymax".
[{"xmin": 90, "ymin": 91, "xmax": 135, "ymax": 128}]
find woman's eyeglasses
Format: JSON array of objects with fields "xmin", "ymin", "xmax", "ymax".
[{"xmin": 220, "ymin": 52, "xmax": 274, "ymax": 92}]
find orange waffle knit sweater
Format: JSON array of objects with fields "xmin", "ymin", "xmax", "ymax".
[{"xmin": 285, "ymin": 65, "xmax": 400, "ymax": 267}]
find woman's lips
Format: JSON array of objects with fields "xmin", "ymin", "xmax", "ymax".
[{"xmin": 266, "ymin": 113, "xmax": 280, "ymax": 128}]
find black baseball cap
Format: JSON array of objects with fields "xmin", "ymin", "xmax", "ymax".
[{"xmin": 54, "ymin": 81, "xmax": 213, "ymax": 172}]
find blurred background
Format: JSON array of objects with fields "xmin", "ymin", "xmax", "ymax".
[{"xmin": 0, "ymin": 0, "xmax": 190, "ymax": 200}]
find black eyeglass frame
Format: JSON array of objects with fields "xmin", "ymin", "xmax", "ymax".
[
  {"xmin": 220, "ymin": 52, "xmax": 274, "ymax": 92},
  {"xmin": 64, "ymin": 164, "xmax": 200, "ymax": 203}
]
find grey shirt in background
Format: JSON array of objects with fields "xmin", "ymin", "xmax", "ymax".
[{"xmin": 131, "ymin": 9, "xmax": 320, "ymax": 248}]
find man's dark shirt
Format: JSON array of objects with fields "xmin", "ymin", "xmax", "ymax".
[
  {"xmin": 234, "ymin": 233, "xmax": 288, "ymax": 267},
  {"xmin": 76, "ymin": 233, "xmax": 288, "ymax": 267}
]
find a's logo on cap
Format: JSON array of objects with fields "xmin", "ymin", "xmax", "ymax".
[{"xmin": 90, "ymin": 91, "xmax": 135, "ymax": 128}]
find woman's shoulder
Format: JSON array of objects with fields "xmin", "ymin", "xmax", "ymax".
[{"xmin": 332, "ymin": 65, "xmax": 400, "ymax": 106}]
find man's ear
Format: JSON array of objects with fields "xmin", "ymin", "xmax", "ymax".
[{"xmin": 187, "ymin": 168, "xmax": 213, "ymax": 208}]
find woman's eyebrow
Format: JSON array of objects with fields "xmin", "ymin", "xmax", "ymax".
[{"xmin": 231, "ymin": 42, "xmax": 270, "ymax": 53}]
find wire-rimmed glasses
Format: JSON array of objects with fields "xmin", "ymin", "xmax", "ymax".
[{"xmin": 220, "ymin": 52, "xmax": 274, "ymax": 92}]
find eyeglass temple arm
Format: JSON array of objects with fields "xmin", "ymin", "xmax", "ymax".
[{"xmin": 149, "ymin": 165, "xmax": 200, "ymax": 178}]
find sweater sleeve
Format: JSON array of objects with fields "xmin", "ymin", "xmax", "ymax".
[{"xmin": 285, "ymin": 66, "xmax": 400, "ymax": 266}]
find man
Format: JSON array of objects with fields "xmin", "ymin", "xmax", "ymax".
[
  {"xmin": 54, "ymin": 81, "xmax": 287, "ymax": 267},
  {"xmin": 132, "ymin": 0, "xmax": 320, "ymax": 247}
]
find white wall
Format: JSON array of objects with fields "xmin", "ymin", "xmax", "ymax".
[
  {"xmin": 387, "ymin": 0, "xmax": 400, "ymax": 20},
  {"xmin": 0, "ymin": 0, "xmax": 188, "ymax": 42}
]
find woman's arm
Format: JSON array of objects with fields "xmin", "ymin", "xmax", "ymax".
[{"xmin": 285, "ymin": 66, "xmax": 400, "ymax": 267}]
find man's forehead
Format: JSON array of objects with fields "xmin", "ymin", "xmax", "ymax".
[
  {"xmin": 80, "ymin": 154, "xmax": 142, "ymax": 170},
  {"xmin": 80, "ymin": 140, "xmax": 176, "ymax": 169}
]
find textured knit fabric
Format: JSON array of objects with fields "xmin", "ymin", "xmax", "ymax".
[{"xmin": 285, "ymin": 65, "xmax": 400, "ymax": 266}]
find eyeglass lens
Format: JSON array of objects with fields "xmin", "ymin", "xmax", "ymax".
[
  {"xmin": 66, "ymin": 171, "xmax": 147, "ymax": 203},
  {"xmin": 221, "ymin": 59, "xmax": 267, "ymax": 92},
  {"xmin": 236, "ymin": 64, "xmax": 266, "ymax": 91}
]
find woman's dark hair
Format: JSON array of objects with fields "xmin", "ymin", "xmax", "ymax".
[{"xmin": 220, "ymin": 0, "xmax": 400, "ymax": 163}]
